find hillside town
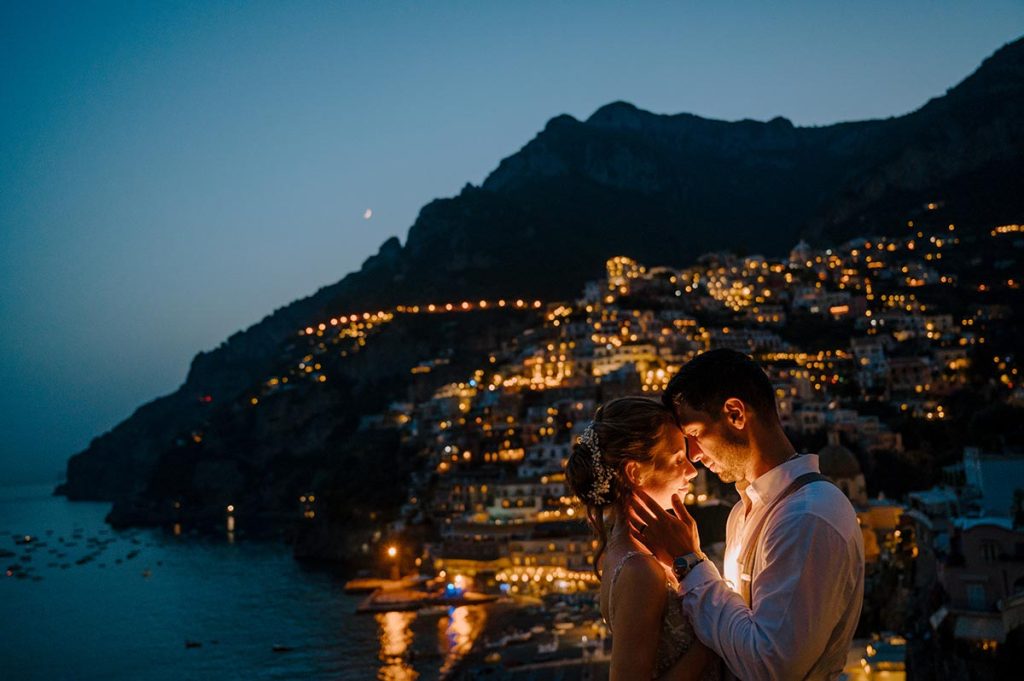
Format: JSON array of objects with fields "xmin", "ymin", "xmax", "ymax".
[
  {"xmin": 248, "ymin": 215, "xmax": 1024, "ymax": 679},
  {"xmin": 8, "ymin": 7, "xmax": 1024, "ymax": 680}
]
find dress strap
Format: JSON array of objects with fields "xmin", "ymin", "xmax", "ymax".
[{"xmin": 607, "ymin": 550, "xmax": 650, "ymax": 626}]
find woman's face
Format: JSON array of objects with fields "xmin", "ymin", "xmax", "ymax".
[{"xmin": 638, "ymin": 425, "xmax": 698, "ymax": 509}]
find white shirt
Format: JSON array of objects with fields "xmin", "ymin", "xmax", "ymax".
[{"xmin": 678, "ymin": 454, "xmax": 865, "ymax": 681}]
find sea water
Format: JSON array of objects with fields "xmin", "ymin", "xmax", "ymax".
[{"xmin": 0, "ymin": 484, "xmax": 485, "ymax": 680}]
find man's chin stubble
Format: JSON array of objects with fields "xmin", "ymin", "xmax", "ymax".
[{"xmin": 716, "ymin": 470, "xmax": 741, "ymax": 483}]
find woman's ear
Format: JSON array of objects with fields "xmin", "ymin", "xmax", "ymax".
[{"xmin": 623, "ymin": 461, "xmax": 643, "ymax": 487}]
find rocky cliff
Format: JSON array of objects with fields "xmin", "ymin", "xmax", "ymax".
[{"xmin": 60, "ymin": 36, "xmax": 1024, "ymax": 519}]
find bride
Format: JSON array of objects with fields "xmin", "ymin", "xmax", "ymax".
[{"xmin": 566, "ymin": 397, "xmax": 719, "ymax": 680}]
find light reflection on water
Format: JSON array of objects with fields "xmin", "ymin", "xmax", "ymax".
[
  {"xmin": 374, "ymin": 605, "xmax": 489, "ymax": 680},
  {"xmin": 439, "ymin": 606, "xmax": 487, "ymax": 677},
  {"xmin": 378, "ymin": 611, "xmax": 417, "ymax": 680}
]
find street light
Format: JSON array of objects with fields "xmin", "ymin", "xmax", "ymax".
[{"xmin": 386, "ymin": 545, "xmax": 399, "ymax": 580}]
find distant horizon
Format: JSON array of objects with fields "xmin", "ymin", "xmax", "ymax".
[{"xmin": 2, "ymin": 1, "xmax": 1023, "ymax": 484}]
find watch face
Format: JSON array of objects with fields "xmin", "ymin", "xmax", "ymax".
[{"xmin": 673, "ymin": 553, "xmax": 701, "ymax": 578}]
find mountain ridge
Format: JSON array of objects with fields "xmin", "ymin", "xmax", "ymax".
[{"xmin": 59, "ymin": 35, "xmax": 1024, "ymax": 502}]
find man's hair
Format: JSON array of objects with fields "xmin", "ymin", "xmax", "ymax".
[{"xmin": 662, "ymin": 348, "xmax": 778, "ymax": 419}]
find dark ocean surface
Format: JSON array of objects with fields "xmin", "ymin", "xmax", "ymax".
[{"xmin": 0, "ymin": 484, "xmax": 487, "ymax": 680}]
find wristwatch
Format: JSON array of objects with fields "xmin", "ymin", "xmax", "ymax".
[{"xmin": 672, "ymin": 552, "xmax": 705, "ymax": 582}]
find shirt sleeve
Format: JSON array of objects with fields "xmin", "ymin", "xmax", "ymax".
[{"xmin": 678, "ymin": 512, "xmax": 852, "ymax": 681}]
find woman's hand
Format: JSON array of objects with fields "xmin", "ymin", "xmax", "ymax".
[{"xmin": 628, "ymin": 488, "xmax": 702, "ymax": 566}]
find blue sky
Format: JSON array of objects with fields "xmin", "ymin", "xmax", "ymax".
[{"xmin": 1, "ymin": 1, "xmax": 1022, "ymax": 483}]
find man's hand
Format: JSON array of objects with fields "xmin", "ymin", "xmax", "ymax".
[{"xmin": 628, "ymin": 488, "xmax": 702, "ymax": 567}]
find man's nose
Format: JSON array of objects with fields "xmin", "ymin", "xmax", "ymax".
[{"xmin": 688, "ymin": 438, "xmax": 704, "ymax": 462}]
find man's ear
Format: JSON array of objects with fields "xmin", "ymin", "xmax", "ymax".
[{"xmin": 722, "ymin": 398, "xmax": 746, "ymax": 430}]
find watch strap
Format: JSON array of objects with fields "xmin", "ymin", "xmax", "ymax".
[{"xmin": 673, "ymin": 552, "xmax": 704, "ymax": 581}]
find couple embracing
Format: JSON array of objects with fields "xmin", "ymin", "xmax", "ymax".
[{"xmin": 566, "ymin": 349, "xmax": 865, "ymax": 680}]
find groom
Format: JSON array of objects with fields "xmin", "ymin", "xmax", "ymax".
[{"xmin": 629, "ymin": 349, "xmax": 864, "ymax": 681}]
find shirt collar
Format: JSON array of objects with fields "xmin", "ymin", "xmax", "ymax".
[{"xmin": 743, "ymin": 453, "xmax": 820, "ymax": 507}]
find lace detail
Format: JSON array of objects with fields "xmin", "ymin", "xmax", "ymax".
[{"xmin": 607, "ymin": 551, "xmax": 720, "ymax": 679}]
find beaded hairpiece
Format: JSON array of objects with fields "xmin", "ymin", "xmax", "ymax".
[{"xmin": 577, "ymin": 424, "xmax": 615, "ymax": 505}]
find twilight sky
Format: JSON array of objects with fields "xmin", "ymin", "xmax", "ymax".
[{"xmin": 1, "ymin": 1, "xmax": 1022, "ymax": 484}]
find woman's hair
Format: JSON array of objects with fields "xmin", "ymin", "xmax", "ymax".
[{"xmin": 565, "ymin": 396, "xmax": 676, "ymax": 575}]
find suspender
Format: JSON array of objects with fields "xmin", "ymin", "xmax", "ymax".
[{"xmin": 736, "ymin": 472, "xmax": 833, "ymax": 607}]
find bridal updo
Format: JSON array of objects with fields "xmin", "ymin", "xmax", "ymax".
[{"xmin": 566, "ymin": 396, "xmax": 677, "ymax": 575}]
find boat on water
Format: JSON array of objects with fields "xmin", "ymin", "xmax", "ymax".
[
  {"xmin": 485, "ymin": 629, "xmax": 533, "ymax": 649},
  {"xmin": 505, "ymin": 630, "xmax": 532, "ymax": 644},
  {"xmin": 343, "ymin": 574, "xmax": 427, "ymax": 594},
  {"xmin": 537, "ymin": 633, "xmax": 559, "ymax": 655},
  {"xmin": 355, "ymin": 587, "xmax": 498, "ymax": 613}
]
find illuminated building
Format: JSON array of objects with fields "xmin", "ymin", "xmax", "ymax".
[
  {"xmin": 487, "ymin": 480, "xmax": 567, "ymax": 521},
  {"xmin": 592, "ymin": 343, "xmax": 659, "ymax": 377}
]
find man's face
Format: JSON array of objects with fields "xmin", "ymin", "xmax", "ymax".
[{"xmin": 674, "ymin": 401, "xmax": 751, "ymax": 483}]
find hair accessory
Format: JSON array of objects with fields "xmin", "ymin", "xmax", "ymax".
[{"xmin": 577, "ymin": 424, "xmax": 615, "ymax": 505}]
